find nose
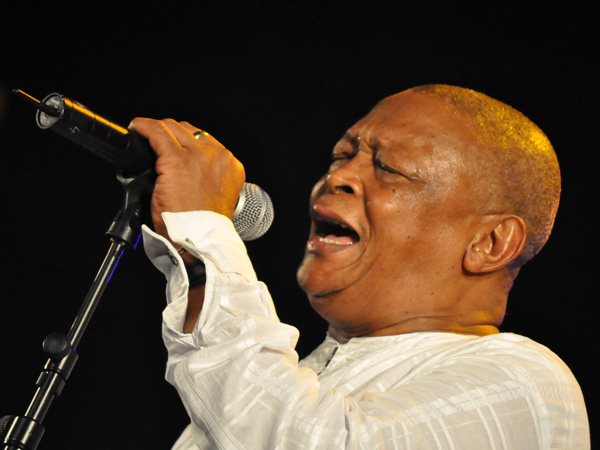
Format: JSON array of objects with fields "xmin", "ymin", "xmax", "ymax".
[{"xmin": 323, "ymin": 160, "xmax": 364, "ymax": 196}]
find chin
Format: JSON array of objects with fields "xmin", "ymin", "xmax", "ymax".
[
  {"xmin": 297, "ymin": 258, "xmax": 332, "ymax": 297},
  {"xmin": 296, "ymin": 266, "xmax": 318, "ymax": 297},
  {"xmin": 296, "ymin": 256, "xmax": 312, "ymax": 291},
  {"xmin": 298, "ymin": 275, "xmax": 345, "ymax": 307}
]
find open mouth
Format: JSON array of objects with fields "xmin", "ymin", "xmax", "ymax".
[{"xmin": 313, "ymin": 216, "xmax": 360, "ymax": 246}]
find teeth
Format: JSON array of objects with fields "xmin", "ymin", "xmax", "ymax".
[
  {"xmin": 318, "ymin": 236, "xmax": 353, "ymax": 245},
  {"xmin": 318, "ymin": 219, "xmax": 354, "ymax": 233},
  {"xmin": 329, "ymin": 219, "xmax": 351, "ymax": 230}
]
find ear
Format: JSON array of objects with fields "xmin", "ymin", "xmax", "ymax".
[{"xmin": 463, "ymin": 215, "xmax": 527, "ymax": 274}]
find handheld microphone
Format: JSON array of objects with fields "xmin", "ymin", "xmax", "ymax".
[{"xmin": 13, "ymin": 90, "xmax": 274, "ymax": 241}]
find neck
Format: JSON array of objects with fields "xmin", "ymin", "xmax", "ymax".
[{"xmin": 328, "ymin": 318, "xmax": 501, "ymax": 344}]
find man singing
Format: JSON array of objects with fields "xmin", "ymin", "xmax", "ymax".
[{"xmin": 131, "ymin": 85, "xmax": 589, "ymax": 448}]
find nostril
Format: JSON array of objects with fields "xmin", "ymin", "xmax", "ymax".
[
  {"xmin": 335, "ymin": 185, "xmax": 354, "ymax": 194},
  {"xmin": 325, "ymin": 172, "xmax": 359, "ymax": 195}
]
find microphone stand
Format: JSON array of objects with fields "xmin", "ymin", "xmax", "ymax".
[{"xmin": 0, "ymin": 169, "xmax": 154, "ymax": 449}]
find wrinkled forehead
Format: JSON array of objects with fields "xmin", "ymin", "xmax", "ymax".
[
  {"xmin": 366, "ymin": 91, "xmax": 468, "ymax": 129},
  {"xmin": 344, "ymin": 91, "xmax": 480, "ymax": 156}
]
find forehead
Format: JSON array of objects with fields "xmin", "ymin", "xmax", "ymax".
[
  {"xmin": 339, "ymin": 92, "xmax": 482, "ymax": 187},
  {"xmin": 346, "ymin": 92, "xmax": 477, "ymax": 150}
]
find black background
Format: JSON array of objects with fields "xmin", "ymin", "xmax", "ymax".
[{"xmin": 0, "ymin": 2, "xmax": 597, "ymax": 448}]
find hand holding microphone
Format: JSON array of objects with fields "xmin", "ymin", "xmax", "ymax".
[
  {"xmin": 13, "ymin": 90, "xmax": 274, "ymax": 241},
  {"xmin": 129, "ymin": 117, "xmax": 246, "ymax": 241}
]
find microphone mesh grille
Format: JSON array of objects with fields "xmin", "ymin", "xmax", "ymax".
[{"xmin": 233, "ymin": 183, "xmax": 274, "ymax": 241}]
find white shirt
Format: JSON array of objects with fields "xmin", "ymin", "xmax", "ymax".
[{"xmin": 143, "ymin": 211, "xmax": 590, "ymax": 449}]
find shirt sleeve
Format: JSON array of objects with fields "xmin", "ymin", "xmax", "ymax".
[{"xmin": 142, "ymin": 212, "xmax": 589, "ymax": 449}]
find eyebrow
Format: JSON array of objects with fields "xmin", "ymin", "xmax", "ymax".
[
  {"xmin": 340, "ymin": 132, "xmax": 359, "ymax": 146},
  {"xmin": 331, "ymin": 133, "xmax": 357, "ymax": 156},
  {"xmin": 342, "ymin": 131, "xmax": 381, "ymax": 153}
]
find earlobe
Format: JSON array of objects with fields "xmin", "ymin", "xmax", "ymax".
[{"xmin": 463, "ymin": 216, "xmax": 527, "ymax": 274}]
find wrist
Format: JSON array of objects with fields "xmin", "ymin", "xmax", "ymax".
[{"xmin": 177, "ymin": 247, "xmax": 206, "ymax": 288}]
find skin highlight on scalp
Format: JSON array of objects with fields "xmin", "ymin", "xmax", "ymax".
[{"xmin": 410, "ymin": 85, "xmax": 561, "ymax": 271}]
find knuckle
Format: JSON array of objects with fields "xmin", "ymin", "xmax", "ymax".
[{"xmin": 150, "ymin": 119, "xmax": 170, "ymax": 134}]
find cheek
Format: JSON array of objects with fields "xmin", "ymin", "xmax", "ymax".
[
  {"xmin": 368, "ymin": 189, "xmax": 424, "ymax": 242},
  {"xmin": 368, "ymin": 195, "xmax": 460, "ymax": 268},
  {"xmin": 374, "ymin": 181, "xmax": 426, "ymax": 215}
]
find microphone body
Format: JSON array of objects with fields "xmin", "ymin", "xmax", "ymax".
[
  {"xmin": 36, "ymin": 93, "xmax": 156, "ymax": 176},
  {"xmin": 34, "ymin": 93, "xmax": 273, "ymax": 240}
]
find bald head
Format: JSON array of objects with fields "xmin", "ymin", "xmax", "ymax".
[{"xmin": 408, "ymin": 85, "xmax": 561, "ymax": 270}]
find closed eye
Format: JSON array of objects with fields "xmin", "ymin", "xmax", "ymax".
[
  {"xmin": 331, "ymin": 151, "xmax": 354, "ymax": 162},
  {"xmin": 374, "ymin": 158, "xmax": 406, "ymax": 177},
  {"xmin": 329, "ymin": 151, "xmax": 354, "ymax": 170}
]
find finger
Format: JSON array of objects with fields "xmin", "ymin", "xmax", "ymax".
[
  {"xmin": 178, "ymin": 121, "xmax": 203, "ymax": 134},
  {"xmin": 177, "ymin": 121, "xmax": 225, "ymax": 148},
  {"xmin": 131, "ymin": 117, "xmax": 223, "ymax": 152},
  {"xmin": 158, "ymin": 118, "xmax": 197, "ymax": 148},
  {"xmin": 129, "ymin": 117, "xmax": 183, "ymax": 157},
  {"xmin": 156, "ymin": 119, "xmax": 227, "ymax": 158}
]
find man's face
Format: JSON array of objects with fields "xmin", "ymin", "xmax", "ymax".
[{"xmin": 296, "ymin": 91, "xmax": 486, "ymax": 339}]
